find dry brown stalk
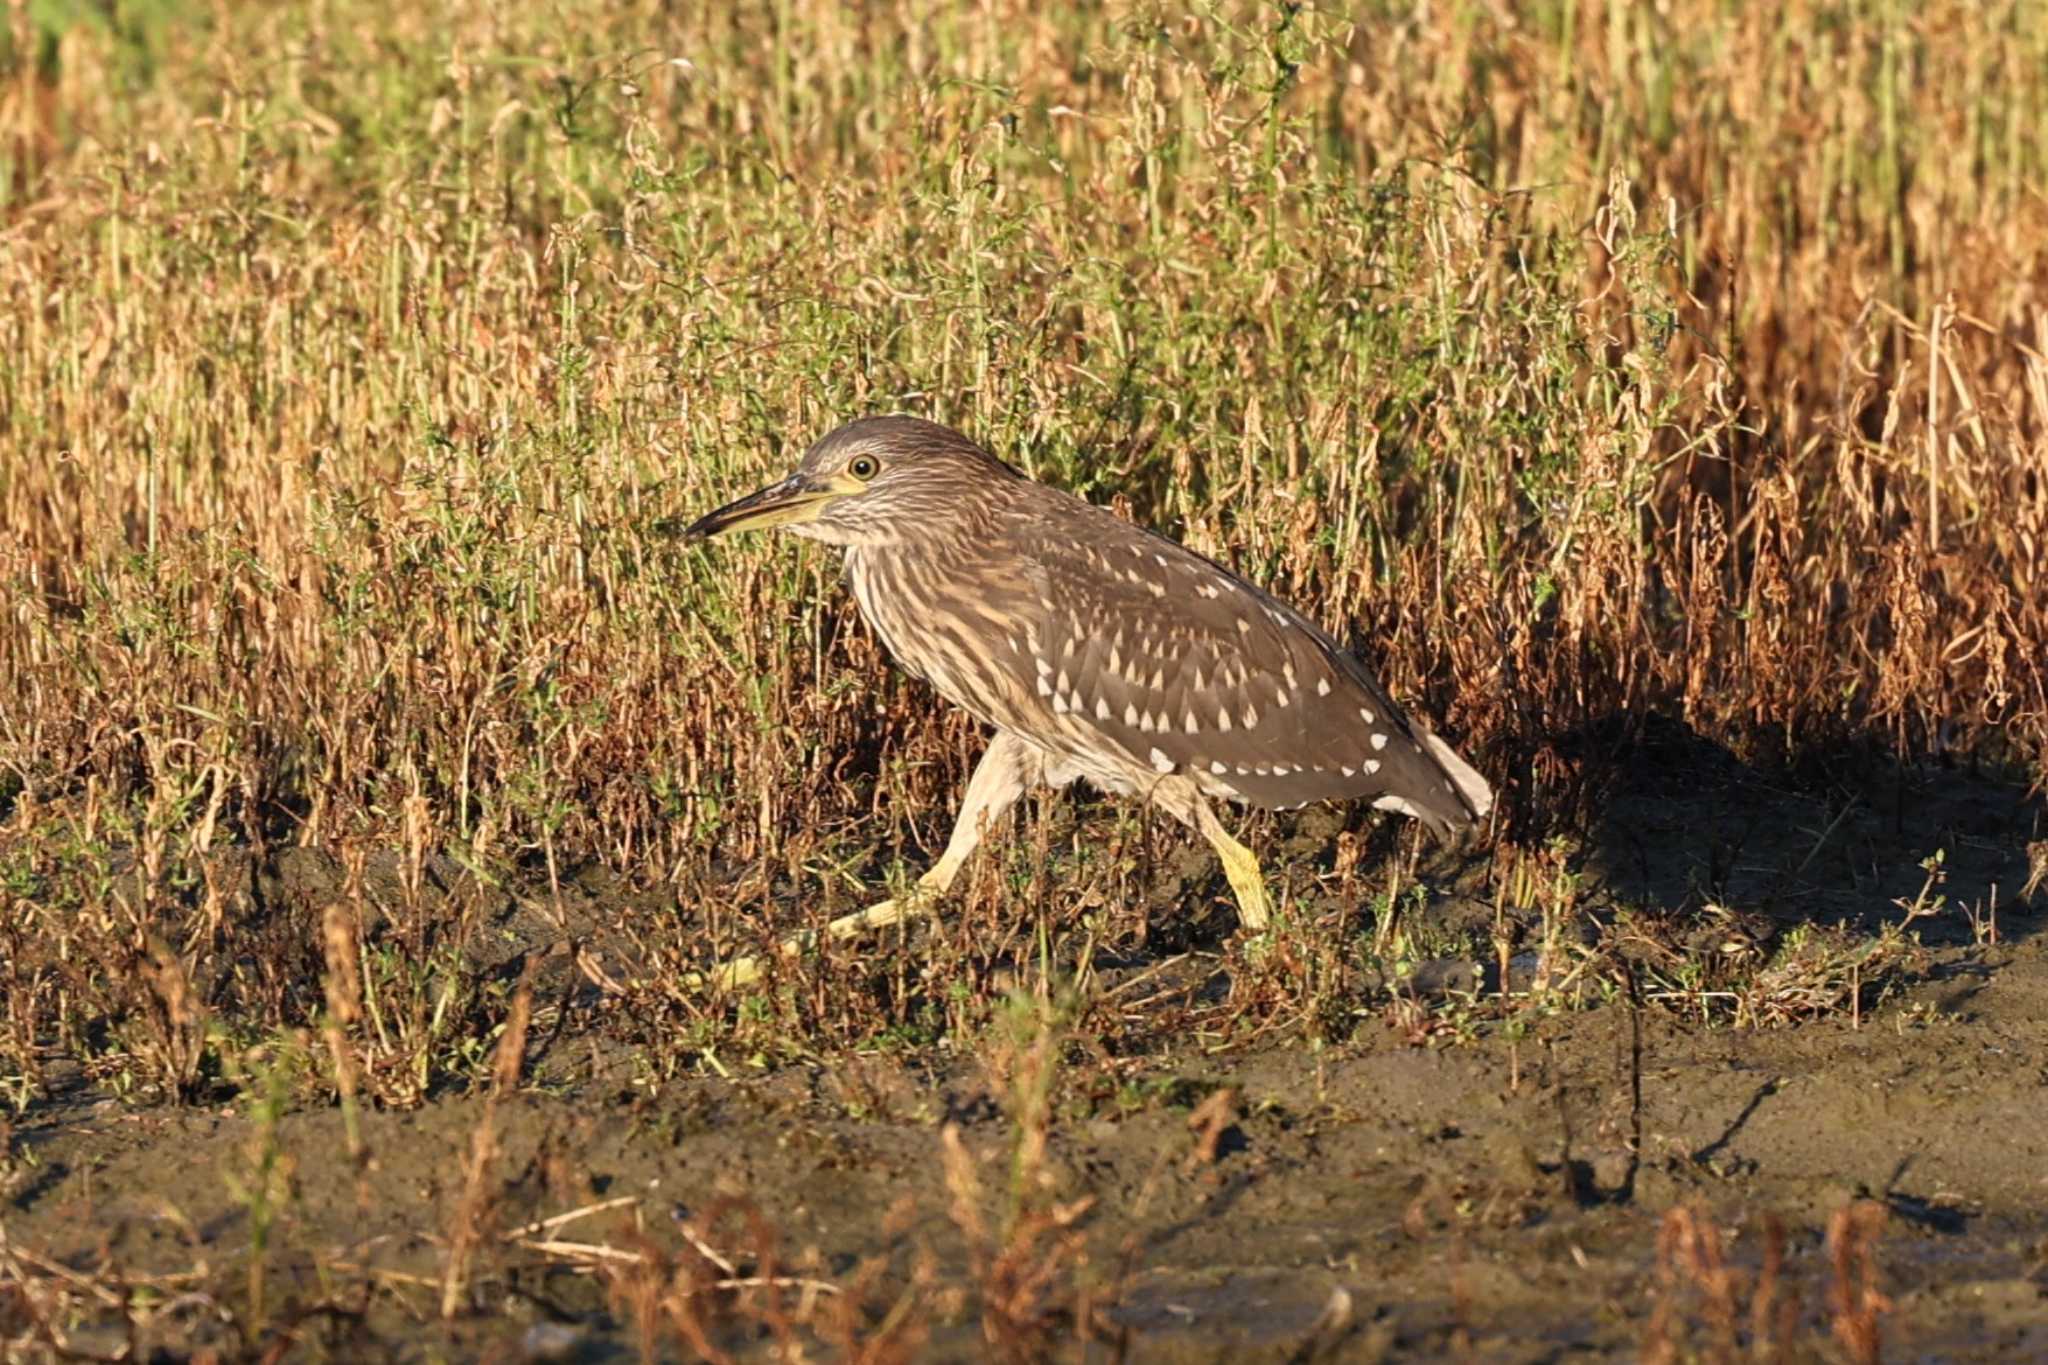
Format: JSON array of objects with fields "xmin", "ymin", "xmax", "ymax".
[
  {"xmin": 139, "ymin": 935, "xmax": 207, "ymax": 1101},
  {"xmin": 1827, "ymin": 1201, "xmax": 1892, "ymax": 1365},
  {"xmin": 437, "ymin": 968, "xmax": 534, "ymax": 1319},
  {"xmin": 317, "ymin": 901, "xmax": 365, "ymax": 1163},
  {"xmin": 941, "ymin": 1120, "xmax": 1101, "ymax": 1363},
  {"xmin": 1182, "ymin": 1086, "xmax": 1238, "ymax": 1174}
]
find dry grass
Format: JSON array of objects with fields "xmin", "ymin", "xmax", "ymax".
[
  {"xmin": 2, "ymin": 0, "xmax": 2040, "ymax": 1089},
  {"xmin": 1644, "ymin": 1200, "xmax": 1892, "ymax": 1365},
  {"xmin": 0, "ymin": 0, "xmax": 2043, "ymax": 1351}
]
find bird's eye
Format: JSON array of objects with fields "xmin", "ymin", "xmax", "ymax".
[{"xmin": 848, "ymin": 455, "xmax": 880, "ymax": 481}]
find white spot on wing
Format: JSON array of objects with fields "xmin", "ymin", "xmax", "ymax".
[
  {"xmin": 1317, "ymin": 677, "xmax": 1332, "ymax": 697},
  {"xmin": 1052, "ymin": 692, "xmax": 1069, "ymax": 713},
  {"xmin": 1196, "ymin": 583, "xmax": 1219, "ymax": 598},
  {"xmin": 1139, "ymin": 711, "xmax": 1156, "ymax": 733},
  {"xmin": 1275, "ymin": 688, "xmax": 1290, "ymax": 708},
  {"xmin": 1359, "ymin": 708, "xmax": 1375, "ymax": 725},
  {"xmin": 1241, "ymin": 703, "xmax": 1258, "ymax": 727},
  {"xmin": 1364, "ymin": 759, "xmax": 1380, "ymax": 775},
  {"xmin": 1217, "ymin": 708, "xmax": 1232, "ymax": 732},
  {"xmin": 1371, "ymin": 733, "xmax": 1388, "ymax": 750},
  {"xmin": 1341, "ymin": 766, "xmax": 1356, "ymax": 777},
  {"xmin": 1149, "ymin": 747, "xmax": 1173, "ymax": 773},
  {"xmin": 1210, "ymin": 761, "xmax": 1227, "ymax": 774},
  {"xmin": 1095, "ymin": 697, "xmax": 1111, "ymax": 721},
  {"xmin": 1124, "ymin": 703, "xmax": 1139, "ymax": 726},
  {"xmin": 1184, "ymin": 710, "xmax": 1199, "ymax": 734}
]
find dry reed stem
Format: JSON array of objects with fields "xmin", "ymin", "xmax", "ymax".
[
  {"xmin": 1827, "ymin": 1201, "xmax": 1892, "ymax": 1365},
  {"xmin": 317, "ymin": 901, "xmax": 365, "ymax": 1163},
  {"xmin": 438, "ymin": 968, "xmax": 534, "ymax": 1319}
]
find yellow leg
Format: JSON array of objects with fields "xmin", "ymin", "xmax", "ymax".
[
  {"xmin": 698, "ymin": 879, "xmax": 940, "ymax": 991},
  {"xmin": 695, "ymin": 733, "xmax": 1035, "ymax": 991},
  {"xmin": 1195, "ymin": 802, "xmax": 1273, "ymax": 931}
]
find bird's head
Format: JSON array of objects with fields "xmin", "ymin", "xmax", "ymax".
[{"xmin": 677, "ymin": 416, "xmax": 1017, "ymax": 549}]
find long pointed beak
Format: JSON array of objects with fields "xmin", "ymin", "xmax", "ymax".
[{"xmin": 673, "ymin": 474, "xmax": 840, "ymax": 542}]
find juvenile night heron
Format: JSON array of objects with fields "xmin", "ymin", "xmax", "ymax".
[{"xmin": 681, "ymin": 416, "xmax": 1491, "ymax": 986}]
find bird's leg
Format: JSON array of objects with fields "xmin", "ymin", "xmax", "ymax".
[
  {"xmin": 1191, "ymin": 799, "xmax": 1274, "ymax": 932},
  {"xmin": 699, "ymin": 734, "xmax": 1032, "ymax": 990}
]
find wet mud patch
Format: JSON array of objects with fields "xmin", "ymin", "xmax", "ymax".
[
  {"xmin": 8, "ymin": 931, "xmax": 2048, "ymax": 1360},
  {"xmin": 5, "ymin": 749, "xmax": 2047, "ymax": 1359}
]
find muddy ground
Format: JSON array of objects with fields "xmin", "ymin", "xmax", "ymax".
[{"xmin": 6, "ymin": 751, "xmax": 2048, "ymax": 1362}]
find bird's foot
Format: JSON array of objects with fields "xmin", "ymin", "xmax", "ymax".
[
  {"xmin": 1188, "ymin": 798, "xmax": 1275, "ymax": 933},
  {"xmin": 691, "ymin": 885, "xmax": 940, "ymax": 991}
]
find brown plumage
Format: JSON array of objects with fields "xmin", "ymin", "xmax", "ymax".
[{"xmin": 680, "ymin": 415, "xmax": 1491, "ymax": 983}]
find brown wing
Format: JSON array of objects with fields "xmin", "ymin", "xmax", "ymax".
[{"xmin": 1018, "ymin": 498, "xmax": 1486, "ymax": 830}]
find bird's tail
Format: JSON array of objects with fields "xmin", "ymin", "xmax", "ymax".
[
  {"xmin": 1371, "ymin": 727, "xmax": 1492, "ymax": 836},
  {"xmin": 1422, "ymin": 729, "xmax": 1494, "ymax": 827}
]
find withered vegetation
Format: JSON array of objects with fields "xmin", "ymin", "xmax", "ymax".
[{"xmin": 0, "ymin": 1, "xmax": 2044, "ymax": 1358}]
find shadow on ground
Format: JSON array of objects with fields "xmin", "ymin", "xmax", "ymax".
[{"xmin": 1577, "ymin": 717, "xmax": 2043, "ymax": 946}]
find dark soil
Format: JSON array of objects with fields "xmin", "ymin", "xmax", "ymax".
[{"xmin": 7, "ymin": 752, "xmax": 2048, "ymax": 1362}]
